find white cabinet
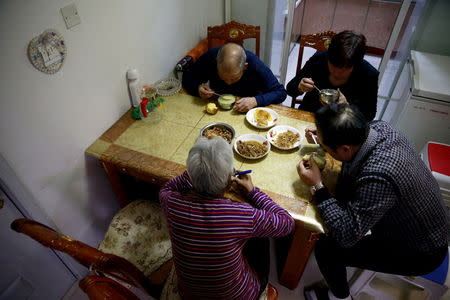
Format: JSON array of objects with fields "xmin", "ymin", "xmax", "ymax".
[{"xmin": 394, "ymin": 50, "xmax": 450, "ymax": 151}]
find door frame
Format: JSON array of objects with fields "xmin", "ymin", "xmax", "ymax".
[
  {"xmin": 378, "ymin": 0, "xmax": 412, "ymax": 85},
  {"xmin": 0, "ymin": 154, "xmax": 83, "ymax": 279},
  {"xmin": 279, "ymin": 0, "xmax": 296, "ymax": 85}
]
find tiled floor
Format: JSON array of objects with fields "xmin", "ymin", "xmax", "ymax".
[
  {"xmin": 62, "ymin": 282, "xmax": 88, "ymax": 300},
  {"xmin": 268, "ymin": 241, "xmax": 325, "ymax": 300}
]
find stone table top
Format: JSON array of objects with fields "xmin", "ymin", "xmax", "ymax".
[{"xmin": 86, "ymin": 93, "xmax": 341, "ymax": 233}]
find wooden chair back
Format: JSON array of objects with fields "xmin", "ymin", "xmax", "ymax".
[
  {"xmin": 207, "ymin": 21, "xmax": 260, "ymax": 57},
  {"xmin": 291, "ymin": 31, "xmax": 336, "ymax": 108},
  {"xmin": 10, "ymin": 218, "xmax": 159, "ymax": 298}
]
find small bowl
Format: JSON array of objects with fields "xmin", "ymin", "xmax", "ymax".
[
  {"xmin": 154, "ymin": 77, "xmax": 181, "ymax": 96},
  {"xmin": 319, "ymin": 89, "xmax": 339, "ymax": 105},
  {"xmin": 218, "ymin": 94, "xmax": 236, "ymax": 110},
  {"xmin": 200, "ymin": 122, "xmax": 235, "ymax": 144}
]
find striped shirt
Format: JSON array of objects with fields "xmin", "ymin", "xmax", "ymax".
[{"xmin": 159, "ymin": 171, "xmax": 295, "ymax": 300}]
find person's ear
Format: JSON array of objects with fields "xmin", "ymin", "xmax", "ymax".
[
  {"xmin": 336, "ymin": 145, "xmax": 354, "ymax": 161},
  {"xmin": 243, "ymin": 62, "xmax": 248, "ymax": 70}
]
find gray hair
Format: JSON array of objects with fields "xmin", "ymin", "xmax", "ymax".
[
  {"xmin": 217, "ymin": 43, "xmax": 247, "ymax": 70},
  {"xmin": 187, "ymin": 137, "xmax": 234, "ymax": 196}
]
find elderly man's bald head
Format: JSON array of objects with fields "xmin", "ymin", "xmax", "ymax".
[{"xmin": 217, "ymin": 43, "xmax": 248, "ymax": 85}]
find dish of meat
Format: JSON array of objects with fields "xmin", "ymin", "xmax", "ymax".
[
  {"xmin": 200, "ymin": 123, "xmax": 235, "ymax": 144},
  {"xmin": 234, "ymin": 134, "xmax": 270, "ymax": 159}
]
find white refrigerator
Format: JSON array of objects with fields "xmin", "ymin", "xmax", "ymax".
[{"xmin": 393, "ymin": 50, "xmax": 450, "ymax": 152}]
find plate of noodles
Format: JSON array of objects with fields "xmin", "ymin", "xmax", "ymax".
[
  {"xmin": 234, "ymin": 134, "xmax": 270, "ymax": 160},
  {"xmin": 246, "ymin": 107, "xmax": 278, "ymax": 129},
  {"xmin": 267, "ymin": 125, "xmax": 302, "ymax": 150}
]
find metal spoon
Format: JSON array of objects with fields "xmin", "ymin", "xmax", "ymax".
[{"xmin": 313, "ymin": 84, "xmax": 321, "ymax": 93}]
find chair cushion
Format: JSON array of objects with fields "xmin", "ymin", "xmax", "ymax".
[
  {"xmin": 160, "ymin": 265, "xmax": 181, "ymax": 300},
  {"xmin": 98, "ymin": 199, "xmax": 172, "ymax": 277},
  {"xmin": 186, "ymin": 38, "xmax": 208, "ymax": 61},
  {"xmin": 175, "ymin": 39, "xmax": 209, "ymax": 73}
]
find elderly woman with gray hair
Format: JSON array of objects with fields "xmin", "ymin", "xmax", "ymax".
[{"xmin": 159, "ymin": 137, "xmax": 295, "ymax": 300}]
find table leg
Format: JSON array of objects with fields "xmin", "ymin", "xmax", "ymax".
[
  {"xmin": 101, "ymin": 162, "xmax": 129, "ymax": 208},
  {"xmin": 278, "ymin": 221, "xmax": 321, "ymax": 289}
]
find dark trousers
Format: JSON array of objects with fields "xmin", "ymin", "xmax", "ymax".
[
  {"xmin": 244, "ymin": 237, "xmax": 270, "ymax": 296},
  {"xmin": 315, "ymin": 235, "xmax": 447, "ymax": 298}
]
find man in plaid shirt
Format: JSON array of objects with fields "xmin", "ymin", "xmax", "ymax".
[{"xmin": 298, "ymin": 103, "xmax": 448, "ymax": 300}]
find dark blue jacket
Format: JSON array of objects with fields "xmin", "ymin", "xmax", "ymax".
[{"xmin": 182, "ymin": 47, "xmax": 286, "ymax": 106}]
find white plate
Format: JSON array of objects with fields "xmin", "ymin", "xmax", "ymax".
[
  {"xmin": 267, "ymin": 125, "xmax": 302, "ymax": 150},
  {"xmin": 234, "ymin": 134, "xmax": 270, "ymax": 160},
  {"xmin": 246, "ymin": 107, "xmax": 278, "ymax": 129}
]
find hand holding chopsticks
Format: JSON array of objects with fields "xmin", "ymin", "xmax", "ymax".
[{"xmin": 305, "ymin": 127, "xmax": 318, "ymax": 144}]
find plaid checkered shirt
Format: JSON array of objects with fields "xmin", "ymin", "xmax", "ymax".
[{"xmin": 316, "ymin": 121, "xmax": 448, "ymax": 253}]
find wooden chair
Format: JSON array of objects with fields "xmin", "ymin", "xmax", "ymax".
[
  {"xmin": 291, "ymin": 31, "xmax": 336, "ymax": 108},
  {"xmin": 11, "ymin": 199, "xmax": 173, "ymax": 299},
  {"xmin": 207, "ymin": 20, "xmax": 260, "ymax": 57},
  {"xmin": 175, "ymin": 21, "xmax": 260, "ymax": 79}
]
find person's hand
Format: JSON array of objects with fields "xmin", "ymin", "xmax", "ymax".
[
  {"xmin": 233, "ymin": 97, "xmax": 257, "ymax": 112},
  {"xmin": 198, "ymin": 84, "xmax": 214, "ymax": 99},
  {"xmin": 337, "ymin": 89, "xmax": 348, "ymax": 104},
  {"xmin": 297, "ymin": 158, "xmax": 322, "ymax": 186},
  {"xmin": 299, "ymin": 78, "xmax": 315, "ymax": 93},
  {"xmin": 305, "ymin": 127, "xmax": 318, "ymax": 144},
  {"xmin": 231, "ymin": 172, "xmax": 254, "ymax": 194}
]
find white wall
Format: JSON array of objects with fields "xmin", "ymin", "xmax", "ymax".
[
  {"xmin": 0, "ymin": 0, "xmax": 223, "ymax": 273},
  {"xmin": 230, "ymin": 0, "xmax": 270, "ymax": 63},
  {"xmin": 414, "ymin": 0, "xmax": 450, "ymax": 56}
]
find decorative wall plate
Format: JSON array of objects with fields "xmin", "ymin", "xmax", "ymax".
[{"xmin": 28, "ymin": 29, "xmax": 67, "ymax": 74}]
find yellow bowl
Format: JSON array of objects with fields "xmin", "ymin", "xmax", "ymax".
[{"xmin": 218, "ymin": 94, "xmax": 236, "ymax": 110}]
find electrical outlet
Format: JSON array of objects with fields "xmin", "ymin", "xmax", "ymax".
[{"xmin": 61, "ymin": 3, "xmax": 81, "ymax": 29}]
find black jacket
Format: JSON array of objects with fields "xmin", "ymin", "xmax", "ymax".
[{"xmin": 286, "ymin": 51, "xmax": 379, "ymax": 120}]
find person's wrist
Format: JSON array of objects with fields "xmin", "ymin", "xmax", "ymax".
[
  {"xmin": 309, "ymin": 181, "xmax": 325, "ymax": 195},
  {"xmin": 246, "ymin": 185, "xmax": 254, "ymax": 194},
  {"xmin": 252, "ymin": 96, "xmax": 259, "ymax": 107},
  {"xmin": 247, "ymin": 186, "xmax": 258, "ymax": 197}
]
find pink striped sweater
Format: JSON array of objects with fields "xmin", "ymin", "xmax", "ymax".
[{"xmin": 159, "ymin": 171, "xmax": 295, "ymax": 300}]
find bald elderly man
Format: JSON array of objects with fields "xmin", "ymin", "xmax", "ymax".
[{"xmin": 182, "ymin": 43, "xmax": 287, "ymax": 112}]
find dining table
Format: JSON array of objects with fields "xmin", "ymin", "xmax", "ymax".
[{"xmin": 85, "ymin": 92, "xmax": 341, "ymax": 289}]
